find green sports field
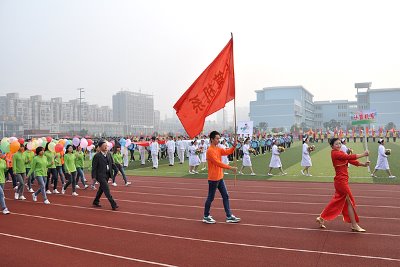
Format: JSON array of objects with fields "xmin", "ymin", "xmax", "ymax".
[{"xmin": 95, "ymin": 141, "xmax": 400, "ymax": 184}]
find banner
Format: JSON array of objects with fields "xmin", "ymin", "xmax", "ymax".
[
  {"xmin": 237, "ymin": 121, "xmax": 253, "ymax": 135},
  {"xmin": 351, "ymin": 110, "xmax": 377, "ymax": 125}
]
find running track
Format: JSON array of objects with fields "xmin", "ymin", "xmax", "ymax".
[{"xmin": 1, "ymin": 176, "xmax": 399, "ymax": 266}]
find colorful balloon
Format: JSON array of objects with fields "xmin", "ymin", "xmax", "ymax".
[
  {"xmin": 72, "ymin": 137, "xmax": 80, "ymax": 147},
  {"xmin": 48, "ymin": 142, "xmax": 56, "ymax": 152},
  {"xmin": 10, "ymin": 140, "xmax": 20, "ymax": 153},
  {"xmin": 80, "ymin": 138, "xmax": 88, "ymax": 149},
  {"xmin": 87, "ymin": 139, "xmax": 93, "ymax": 146},
  {"xmin": 18, "ymin": 138, "xmax": 25, "ymax": 145},
  {"xmin": 55, "ymin": 144, "xmax": 63, "ymax": 153},
  {"xmin": 46, "ymin": 136, "xmax": 52, "ymax": 143}
]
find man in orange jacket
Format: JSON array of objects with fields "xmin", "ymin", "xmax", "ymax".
[{"xmin": 203, "ymin": 131, "xmax": 240, "ymax": 224}]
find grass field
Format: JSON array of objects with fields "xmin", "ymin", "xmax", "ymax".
[{"xmin": 91, "ymin": 141, "xmax": 400, "ymax": 184}]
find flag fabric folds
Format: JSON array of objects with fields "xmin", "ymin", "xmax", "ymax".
[{"xmin": 173, "ymin": 38, "xmax": 235, "ymax": 138}]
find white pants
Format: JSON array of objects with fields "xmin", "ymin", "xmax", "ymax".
[
  {"xmin": 140, "ymin": 150, "xmax": 146, "ymax": 165},
  {"xmin": 168, "ymin": 150, "xmax": 175, "ymax": 165},
  {"xmin": 179, "ymin": 150, "xmax": 185, "ymax": 163},
  {"xmin": 152, "ymin": 153, "xmax": 159, "ymax": 168}
]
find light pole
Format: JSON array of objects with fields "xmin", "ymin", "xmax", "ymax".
[{"xmin": 77, "ymin": 88, "xmax": 85, "ymax": 135}]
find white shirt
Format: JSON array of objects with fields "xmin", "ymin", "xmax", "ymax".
[
  {"xmin": 166, "ymin": 140, "xmax": 175, "ymax": 151},
  {"xmin": 150, "ymin": 142, "xmax": 159, "ymax": 154}
]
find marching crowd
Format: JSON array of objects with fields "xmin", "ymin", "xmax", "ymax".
[{"xmin": 0, "ymin": 132, "xmax": 396, "ymax": 232}]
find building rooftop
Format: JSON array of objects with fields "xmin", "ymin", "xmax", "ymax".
[{"xmin": 255, "ymin": 85, "xmax": 314, "ymax": 97}]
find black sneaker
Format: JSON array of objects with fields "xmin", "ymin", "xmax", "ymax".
[
  {"xmin": 92, "ymin": 203, "xmax": 101, "ymax": 208},
  {"xmin": 112, "ymin": 205, "xmax": 119, "ymax": 211},
  {"xmin": 226, "ymin": 215, "xmax": 241, "ymax": 223},
  {"xmin": 202, "ymin": 215, "xmax": 216, "ymax": 224}
]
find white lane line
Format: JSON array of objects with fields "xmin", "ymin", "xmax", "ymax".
[
  {"xmin": 12, "ymin": 204, "xmax": 400, "ymax": 241},
  {"xmin": 7, "ymin": 188, "xmax": 399, "ymax": 209},
  {"xmin": 127, "ymin": 185, "xmax": 400, "ymax": 200},
  {"xmin": 10, "ymin": 199, "xmax": 400, "ymax": 238},
  {"xmin": 0, "ymin": 232, "xmax": 177, "ymax": 267},
  {"xmin": 109, "ymin": 190, "xmax": 400, "ymax": 209},
  {"xmin": 131, "ymin": 179, "xmax": 400, "ymax": 193},
  {"xmin": 5, "ymin": 214, "xmax": 400, "ymax": 263}
]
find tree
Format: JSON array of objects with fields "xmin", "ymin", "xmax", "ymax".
[
  {"xmin": 290, "ymin": 124, "xmax": 299, "ymax": 133},
  {"xmin": 385, "ymin": 122, "xmax": 396, "ymax": 131},
  {"xmin": 78, "ymin": 129, "xmax": 88, "ymax": 137},
  {"xmin": 258, "ymin": 122, "xmax": 268, "ymax": 131},
  {"xmin": 323, "ymin": 120, "xmax": 341, "ymax": 131}
]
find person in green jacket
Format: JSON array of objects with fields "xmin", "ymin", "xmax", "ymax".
[
  {"xmin": 112, "ymin": 146, "xmax": 131, "ymax": 186},
  {"xmin": 12, "ymin": 144, "xmax": 26, "ymax": 200},
  {"xmin": 55, "ymin": 151, "xmax": 65, "ymax": 186},
  {"xmin": 24, "ymin": 144, "xmax": 35, "ymax": 193},
  {"xmin": 75, "ymin": 145, "xmax": 88, "ymax": 189},
  {"xmin": 44, "ymin": 143, "xmax": 59, "ymax": 194},
  {"xmin": 0, "ymin": 150, "xmax": 10, "ymax": 214},
  {"xmin": 62, "ymin": 145, "xmax": 78, "ymax": 196},
  {"xmin": 27, "ymin": 147, "xmax": 51, "ymax": 204}
]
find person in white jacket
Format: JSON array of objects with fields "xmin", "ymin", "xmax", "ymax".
[
  {"xmin": 176, "ymin": 136, "xmax": 186, "ymax": 164},
  {"xmin": 300, "ymin": 136, "xmax": 312, "ymax": 176},
  {"xmin": 166, "ymin": 136, "xmax": 176, "ymax": 166},
  {"xmin": 371, "ymin": 139, "xmax": 396, "ymax": 178},
  {"xmin": 198, "ymin": 139, "xmax": 208, "ymax": 171},
  {"xmin": 267, "ymin": 140, "xmax": 287, "ymax": 176},
  {"xmin": 138, "ymin": 137, "xmax": 146, "ymax": 165},
  {"xmin": 188, "ymin": 141, "xmax": 200, "ymax": 174},
  {"xmin": 150, "ymin": 137, "xmax": 160, "ymax": 169},
  {"xmin": 239, "ymin": 138, "xmax": 255, "ymax": 175}
]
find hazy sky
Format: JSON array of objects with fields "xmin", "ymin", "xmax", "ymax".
[{"xmin": 1, "ymin": 0, "xmax": 400, "ymax": 119}]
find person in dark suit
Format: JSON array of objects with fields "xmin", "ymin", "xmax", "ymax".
[{"xmin": 92, "ymin": 140, "xmax": 118, "ymax": 210}]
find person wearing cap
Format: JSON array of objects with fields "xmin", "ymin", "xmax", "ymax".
[
  {"xmin": 371, "ymin": 139, "xmax": 396, "ymax": 178},
  {"xmin": 92, "ymin": 140, "xmax": 118, "ymax": 210},
  {"xmin": 239, "ymin": 138, "xmax": 255, "ymax": 176},
  {"xmin": 340, "ymin": 138, "xmax": 349, "ymax": 154},
  {"xmin": 267, "ymin": 139, "xmax": 287, "ymax": 176},
  {"xmin": 0, "ymin": 150, "xmax": 11, "ymax": 214},
  {"xmin": 12, "ymin": 144, "xmax": 27, "ymax": 200},
  {"xmin": 300, "ymin": 136, "xmax": 312, "ymax": 176}
]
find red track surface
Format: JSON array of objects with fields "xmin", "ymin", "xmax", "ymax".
[{"xmin": 1, "ymin": 176, "xmax": 399, "ymax": 266}]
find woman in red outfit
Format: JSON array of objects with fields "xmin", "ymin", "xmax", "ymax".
[{"xmin": 316, "ymin": 138, "xmax": 370, "ymax": 232}]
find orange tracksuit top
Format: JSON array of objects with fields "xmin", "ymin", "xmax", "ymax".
[{"xmin": 206, "ymin": 145, "xmax": 235, "ymax": 181}]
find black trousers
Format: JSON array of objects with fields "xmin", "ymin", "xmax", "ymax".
[{"xmin": 93, "ymin": 177, "xmax": 117, "ymax": 208}]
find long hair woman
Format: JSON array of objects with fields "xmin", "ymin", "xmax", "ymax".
[{"xmin": 316, "ymin": 138, "xmax": 370, "ymax": 232}]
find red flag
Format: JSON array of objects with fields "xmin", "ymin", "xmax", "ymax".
[{"xmin": 173, "ymin": 37, "xmax": 235, "ymax": 138}]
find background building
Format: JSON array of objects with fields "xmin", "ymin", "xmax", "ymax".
[
  {"xmin": 112, "ymin": 90, "xmax": 155, "ymax": 135},
  {"xmin": 314, "ymin": 100, "xmax": 357, "ymax": 129},
  {"xmin": 250, "ymin": 83, "xmax": 400, "ymax": 131},
  {"xmin": 249, "ymin": 86, "xmax": 314, "ymax": 131}
]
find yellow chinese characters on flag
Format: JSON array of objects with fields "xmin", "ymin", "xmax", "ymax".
[{"xmin": 173, "ymin": 37, "xmax": 235, "ymax": 138}]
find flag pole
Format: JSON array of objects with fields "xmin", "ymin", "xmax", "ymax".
[
  {"xmin": 230, "ymin": 32, "xmax": 238, "ymax": 187},
  {"xmin": 363, "ymin": 124, "xmax": 371, "ymax": 173}
]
